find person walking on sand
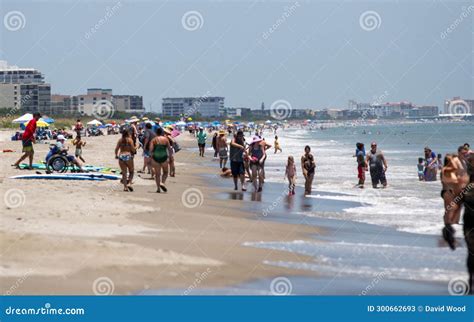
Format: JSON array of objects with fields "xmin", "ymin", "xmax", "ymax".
[
  {"xmin": 13, "ymin": 112, "xmax": 41, "ymax": 170},
  {"xmin": 229, "ymin": 130, "xmax": 247, "ymax": 191},
  {"xmin": 301, "ymin": 145, "xmax": 315, "ymax": 195},
  {"xmin": 248, "ymin": 136, "xmax": 266, "ymax": 192},
  {"xmin": 274, "ymin": 135, "xmax": 282, "ymax": 154},
  {"xmin": 366, "ymin": 142, "xmax": 387, "ymax": 189},
  {"xmin": 197, "ymin": 127, "xmax": 207, "ymax": 157},
  {"xmin": 217, "ymin": 130, "xmax": 228, "ymax": 168},
  {"xmin": 115, "ymin": 129, "xmax": 136, "ymax": 192},
  {"xmin": 140, "ymin": 122, "xmax": 156, "ymax": 177},
  {"xmin": 164, "ymin": 128, "xmax": 176, "ymax": 177},
  {"xmin": 74, "ymin": 119, "xmax": 83, "ymax": 137},
  {"xmin": 149, "ymin": 127, "xmax": 170, "ymax": 193},
  {"xmin": 72, "ymin": 135, "xmax": 87, "ymax": 163},
  {"xmin": 356, "ymin": 142, "xmax": 366, "ymax": 188},
  {"xmin": 212, "ymin": 132, "xmax": 218, "ymax": 158},
  {"xmin": 285, "ymin": 156, "xmax": 297, "ymax": 195}
]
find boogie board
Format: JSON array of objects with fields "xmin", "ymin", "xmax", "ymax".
[{"xmin": 10, "ymin": 174, "xmax": 106, "ymax": 181}]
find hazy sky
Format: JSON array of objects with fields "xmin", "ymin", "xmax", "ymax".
[{"xmin": 1, "ymin": 0, "xmax": 472, "ymax": 112}]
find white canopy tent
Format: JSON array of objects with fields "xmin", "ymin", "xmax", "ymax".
[
  {"xmin": 87, "ymin": 119, "xmax": 103, "ymax": 126},
  {"xmin": 12, "ymin": 113, "xmax": 33, "ymax": 124}
]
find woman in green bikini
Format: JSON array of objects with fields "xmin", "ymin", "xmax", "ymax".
[
  {"xmin": 115, "ymin": 129, "xmax": 136, "ymax": 192},
  {"xmin": 149, "ymin": 127, "xmax": 170, "ymax": 193}
]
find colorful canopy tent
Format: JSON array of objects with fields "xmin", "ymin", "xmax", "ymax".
[
  {"xmin": 87, "ymin": 119, "xmax": 103, "ymax": 126},
  {"xmin": 12, "ymin": 113, "xmax": 33, "ymax": 124}
]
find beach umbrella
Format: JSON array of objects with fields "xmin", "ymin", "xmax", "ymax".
[
  {"xmin": 42, "ymin": 117, "xmax": 55, "ymax": 124},
  {"xmin": 87, "ymin": 119, "xmax": 102, "ymax": 126},
  {"xmin": 12, "ymin": 113, "xmax": 33, "ymax": 124},
  {"xmin": 24, "ymin": 119, "xmax": 49, "ymax": 127}
]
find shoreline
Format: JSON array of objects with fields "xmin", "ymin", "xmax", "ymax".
[
  {"xmin": 0, "ymin": 126, "xmax": 468, "ymax": 295},
  {"xmin": 0, "ymin": 131, "xmax": 319, "ymax": 295}
]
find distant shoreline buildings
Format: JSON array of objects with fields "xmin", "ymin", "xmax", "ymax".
[
  {"xmin": 0, "ymin": 61, "xmax": 472, "ymax": 120},
  {"xmin": 0, "ymin": 61, "xmax": 145, "ymax": 116}
]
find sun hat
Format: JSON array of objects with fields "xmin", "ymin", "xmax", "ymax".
[
  {"xmin": 218, "ymin": 130, "xmax": 226, "ymax": 135},
  {"xmin": 57, "ymin": 134, "xmax": 65, "ymax": 141},
  {"xmin": 251, "ymin": 136, "xmax": 262, "ymax": 144}
]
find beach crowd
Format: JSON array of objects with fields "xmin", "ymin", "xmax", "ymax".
[{"xmin": 9, "ymin": 114, "xmax": 474, "ymax": 294}]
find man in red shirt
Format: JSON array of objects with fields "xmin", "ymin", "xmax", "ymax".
[{"xmin": 13, "ymin": 112, "xmax": 41, "ymax": 169}]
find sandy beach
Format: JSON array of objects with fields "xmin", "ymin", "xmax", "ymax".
[{"xmin": 0, "ymin": 130, "xmax": 318, "ymax": 295}]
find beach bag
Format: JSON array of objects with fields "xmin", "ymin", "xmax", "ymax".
[{"xmin": 172, "ymin": 141, "xmax": 181, "ymax": 153}]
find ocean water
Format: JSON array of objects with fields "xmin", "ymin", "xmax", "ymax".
[
  {"xmin": 264, "ymin": 122, "xmax": 474, "ymax": 236},
  {"xmin": 241, "ymin": 122, "xmax": 473, "ymax": 287}
]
